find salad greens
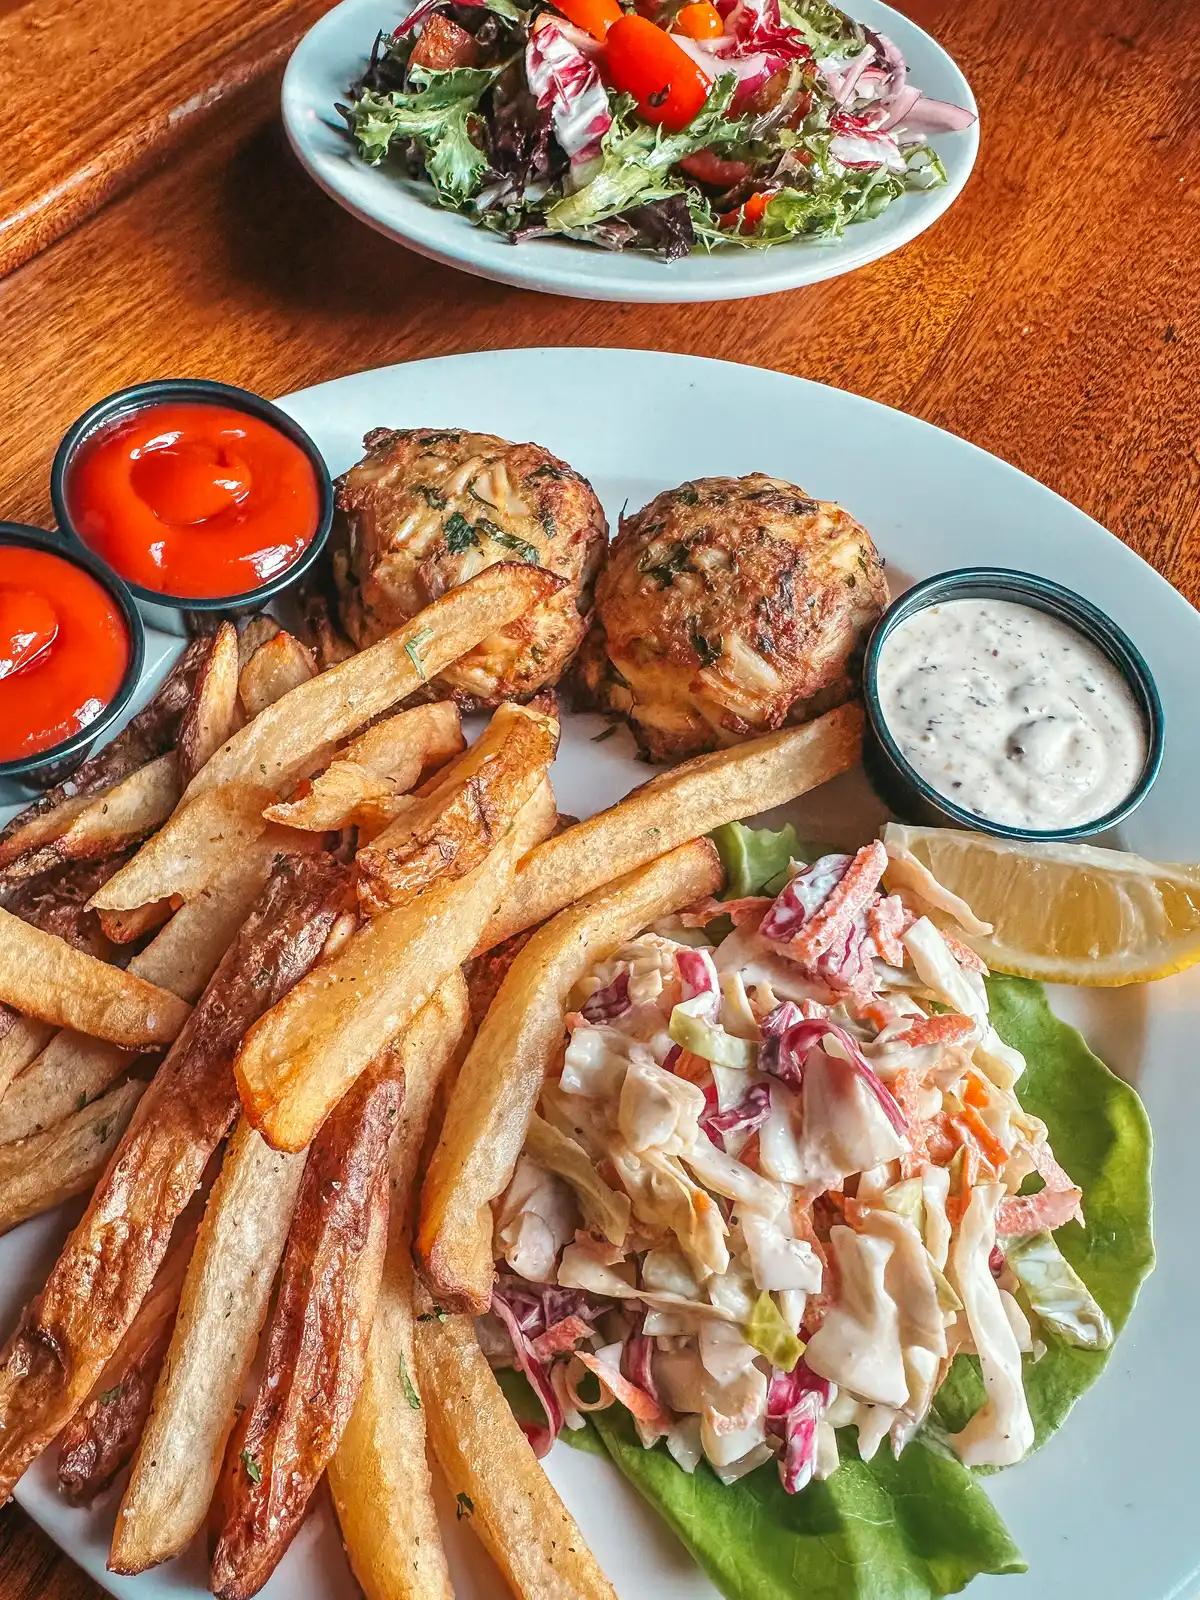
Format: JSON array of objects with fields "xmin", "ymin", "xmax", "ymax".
[{"xmin": 339, "ymin": 0, "xmax": 975, "ymax": 257}]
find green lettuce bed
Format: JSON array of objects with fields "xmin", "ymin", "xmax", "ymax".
[{"xmin": 554, "ymin": 975, "xmax": 1153, "ymax": 1599}]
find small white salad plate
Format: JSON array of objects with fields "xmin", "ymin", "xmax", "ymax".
[
  {"xmin": 280, "ymin": 0, "xmax": 978, "ymax": 302},
  {"xmin": 4, "ymin": 349, "xmax": 1199, "ymax": 1600}
]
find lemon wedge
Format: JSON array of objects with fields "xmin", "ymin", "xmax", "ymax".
[{"xmin": 882, "ymin": 823, "xmax": 1200, "ymax": 986}]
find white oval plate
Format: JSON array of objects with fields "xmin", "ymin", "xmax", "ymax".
[
  {"xmin": 6, "ymin": 349, "xmax": 1199, "ymax": 1600},
  {"xmin": 280, "ymin": 0, "xmax": 978, "ymax": 303}
]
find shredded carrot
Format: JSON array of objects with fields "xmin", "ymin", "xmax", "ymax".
[
  {"xmin": 962, "ymin": 1071, "xmax": 990, "ymax": 1110},
  {"xmin": 785, "ymin": 841, "xmax": 888, "ymax": 962},
  {"xmin": 738, "ymin": 1131, "xmax": 762, "ymax": 1173},
  {"xmin": 944, "ymin": 934, "xmax": 988, "ymax": 974},
  {"xmin": 867, "ymin": 894, "xmax": 911, "ymax": 966},
  {"xmin": 895, "ymin": 1013, "xmax": 975, "ymax": 1050},
  {"xmin": 672, "ymin": 1049, "xmax": 710, "ymax": 1085},
  {"xmin": 959, "ymin": 1104, "xmax": 1008, "ymax": 1170}
]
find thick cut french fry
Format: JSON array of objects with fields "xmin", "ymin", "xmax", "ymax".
[
  {"xmin": 185, "ymin": 565, "xmax": 561, "ymax": 804},
  {"xmin": 236, "ymin": 778, "xmax": 556, "ymax": 1153},
  {"xmin": 479, "ymin": 701, "xmax": 862, "ymax": 951},
  {"xmin": 57, "ymin": 1227, "xmax": 194, "ymax": 1505},
  {"xmin": 0, "ymin": 908, "xmax": 190, "ymax": 1047},
  {"xmin": 419, "ymin": 838, "xmax": 722, "ymax": 1310},
  {"xmin": 210, "ymin": 1053, "xmax": 402, "ymax": 1600},
  {"xmin": 236, "ymin": 615, "xmax": 282, "ymax": 672},
  {"xmin": 0, "ymin": 754, "xmax": 180, "ymax": 889},
  {"xmin": 329, "ymin": 974, "xmax": 471, "ymax": 1600},
  {"xmin": 356, "ymin": 701, "xmax": 559, "ymax": 916},
  {"xmin": 0, "ymin": 853, "xmax": 349, "ymax": 1501},
  {"xmin": 0, "ymin": 1015, "xmax": 56, "ymax": 1101},
  {"xmin": 237, "ymin": 630, "xmax": 317, "ymax": 721},
  {"xmin": 0, "ymin": 1079, "xmax": 145, "ymax": 1235},
  {"xmin": 0, "ymin": 639, "xmax": 208, "ymax": 873},
  {"xmin": 0, "ymin": 1034, "xmax": 129, "ymax": 1145},
  {"xmin": 262, "ymin": 703, "xmax": 464, "ymax": 834},
  {"xmin": 415, "ymin": 1311, "xmax": 617, "ymax": 1600},
  {"xmin": 110, "ymin": 1118, "xmax": 307, "ymax": 1574},
  {"xmin": 88, "ymin": 787, "xmax": 310, "ymax": 913},
  {"xmin": 178, "ymin": 622, "xmax": 242, "ymax": 786},
  {"xmin": 97, "ymin": 899, "xmax": 175, "ymax": 945}
]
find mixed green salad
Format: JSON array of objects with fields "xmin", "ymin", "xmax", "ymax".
[{"xmin": 339, "ymin": 0, "xmax": 975, "ymax": 257}]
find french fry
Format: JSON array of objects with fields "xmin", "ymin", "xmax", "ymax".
[
  {"xmin": 57, "ymin": 1227, "xmax": 194, "ymax": 1505},
  {"xmin": 297, "ymin": 585, "xmax": 356, "ymax": 671},
  {"xmin": 262, "ymin": 702, "xmax": 464, "ymax": 835},
  {"xmin": 0, "ymin": 852, "xmax": 349, "ymax": 1501},
  {"xmin": 98, "ymin": 899, "xmax": 175, "ymax": 945},
  {"xmin": 184, "ymin": 565, "xmax": 560, "ymax": 803},
  {"xmin": 237, "ymin": 630, "xmax": 317, "ymax": 721},
  {"xmin": 419, "ymin": 838, "xmax": 723, "ymax": 1311},
  {"xmin": 110, "ymin": 1118, "xmax": 308, "ymax": 1573},
  {"xmin": 0, "ymin": 639, "xmax": 208, "ymax": 872},
  {"xmin": 0, "ymin": 908, "xmax": 190, "ymax": 1047},
  {"xmin": 0, "ymin": 1079, "xmax": 145, "ymax": 1235},
  {"xmin": 178, "ymin": 622, "xmax": 242, "ymax": 786},
  {"xmin": 415, "ymin": 1310, "xmax": 617, "ymax": 1600},
  {"xmin": 210, "ymin": 1050, "xmax": 403, "ymax": 1599},
  {"xmin": 88, "ymin": 787, "xmax": 309, "ymax": 913},
  {"xmin": 0, "ymin": 1014, "xmax": 55, "ymax": 1101},
  {"xmin": 235, "ymin": 778, "xmax": 556, "ymax": 1153},
  {"xmin": 356, "ymin": 701, "xmax": 559, "ymax": 916},
  {"xmin": 479, "ymin": 701, "xmax": 862, "ymax": 951},
  {"xmin": 0, "ymin": 862, "xmax": 282, "ymax": 1148},
  {"xmin": 236, "ymin": 615, "xmax": 282, "ymax": 671},
  {"xmin": 0, "ymin": 754, "xmax": 180, "ymax": 889},
  {"xmin": 329, "ymin": 974, "xmax": 471, "ymax": 1600}
]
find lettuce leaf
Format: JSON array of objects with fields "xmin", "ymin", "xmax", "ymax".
[
  {"xmin": 344, "ymin": 65, "xmax": 503, "ymax": 202},
  {"xmin": 711, "ymin": 820, "xmax": 803, "ymax": 898}
]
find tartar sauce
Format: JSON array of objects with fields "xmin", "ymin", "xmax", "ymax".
[{"xmin": 877, "ymin": 598, "xmax": 1147, "ymax": 830}]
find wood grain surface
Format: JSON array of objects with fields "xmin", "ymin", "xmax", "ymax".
[
  {"xmin": 0, "ymin": 0, "xmax": 1197, "ymax": 1591},
  {"xmin": 0, "ymin": 0, "xmax": 338, "ymax": 275}
]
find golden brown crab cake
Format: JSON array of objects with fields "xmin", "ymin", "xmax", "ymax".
[
  {"xmin": 575, "ymin": 473, "xmax": 887, "ymax": 761},
  {"xmin": 332, "ymin": 428, "xmax": 607, "ymax": 708}
]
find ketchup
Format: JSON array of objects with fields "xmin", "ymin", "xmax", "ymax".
[
  {"xmin": 0, "ymin": 546, "xmax": 130, "ymax": 763},
  {"xmin": 65, "ymin": 402, "xmax": 321, "ymax": 600}
]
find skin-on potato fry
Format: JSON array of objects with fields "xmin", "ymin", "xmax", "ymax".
[
  {"xmin": 210, "ymin": 1051, "xmax": 403, "ymax": 1599},
  {"xmin": 2, "ymin": 851, "xmax": 132, "ymax": 961},
  {"xmin": 415, "ymin": 1310, "xmax": 617, "ymax": 1600},
  {"xmin": 236, "ymin": 615, "xmax": 282, "ymax": 672},
  {"xmin": 0, "ymin": 1014, "xmax": 55, "ymax": 1100},
  {"xmin": 97, "ymin": 899, "xmax": 175, "ymax": 945},
  {"xmin": 237, "ymin": 630, "xmax": 317, "ymax": 721},
  {"xmin": 0, "ymin": 754, "xmax": 180, "ymax": 890},
  {"xmin": 185, "ymin": 564, "xmax": 561, "ymax": 804},
  {"xmin": 88, "ymin": 787, "xmax": 311, "ymax": 913},
  {"xmin": 0, "ymin": 860, "xmax": 281, "ymax": 1148},
  {"xmin": 110, "ymin": 1119, "xmax": 308, "ymax": 1574},
  {"xmin": 57, "ymin": 1227, "xmax": 195, "ymax": 1505},
  {"xmin": 0, "ymin": 852, "xmax": 349, "ymax": 1502},
  {"xmin": 0, "ymin": 638, "xmax": 208, "ymax": 872},
  {"xmin": 297, "ymin": 585, "xmax": 356, "ymax": 671},
  {"xmin": 479, "ymin": 701, "xmax": 862, "ymax": 951},
  {"xmin": 0, "ymin": 1078, "xmax": 145, "ymax": 1235},
  {"xmin": 0, "ymin": 907, "xmax": 190, "ymax": 1047},
  {"xmin": 419, "ymin": 837, "xmax": 723, "ymax": 1311},
  {"xmin": 236, "ymin": 777, "xmax": 555, "ymax": 1153},
  {"xmin": 356, "ymin": 700, "xmax": 559, "ymax": 916},
  {"xmin": 329, "ymin": 974, "xmax": 471, "ymax": 1600},
  {"xmin": 263, "ymin": 702, "xmax": 464, "ymax": 835},
  {"xmin": 178, "ymin": 622, "xmax": 242, "ymax": 786}
]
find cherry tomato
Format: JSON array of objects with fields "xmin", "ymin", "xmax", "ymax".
[
  {"xmin": 554, "ymin": 0, "xmax": 623, "ymax": 37},
  {"xmin": 675, "ymin": 1, "xmax": 723, "ymax": 38},
  {"xmin": 718, "ymin": 190, "xmax": 771, "ymax": 232},
  {"xmin": 605, "ymin": 15, "xmax": 711, "ymax": 130},
  {"xmin": 679, "ymin": 150, "xmax": 751, "ymax": 187}
]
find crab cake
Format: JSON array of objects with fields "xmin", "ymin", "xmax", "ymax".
[
  {"xmin": 576, "ymin": 473, "xmax": 887, "ymax": 761},
  {"xmin": 333, "ymin": 428, "xmax": 607, "ymax": 707}
]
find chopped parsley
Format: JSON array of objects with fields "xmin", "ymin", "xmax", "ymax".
[
  {"xmin": 456, "ymin": 1491, "xmax": 474, "ymax": 1520},
  {"xmin": 398, "ymin": 1352, "xmax": 421, "ymax": 1410},
  {"xmin": 99, "ymin": 1385, "xmax": 123, "ymax": 1405},
  {"xmin": 417, "ymin": 1305, "xmax": 449, "ymax": 1323},
  {"xmin": 467, "ymin": 481, "xmax": 497, "ymax": 508},
  {"xmin": 479, "ymin": 520, "xmax": 539, "ymax": 563},
  {"xmin": 691, "ymin": 627, "xmax": 722, "ymax": 668},
  {"xmin": 413, "ymin": 483, "xmax": 447, "ymax": 509},
  {"xmin": 525, "ymin": 462, "xmax": 567, "ymax": 483},
  {"xmin": 405, "ymin": 626, "xmax": 436, "ymax": 679},
  {"xmin": 417, "ymin": 431, "xmax": 460, "ymax": 446},
  {"xmin": 639, "ymin": 541, "xmax": 692, "ymax": 590},
  {"xmin": 240, "ymin": 1449, "xmax": 263, "ymax": 1485},
  {"xmin": 444, "ymin": 512, "xmax": 480, "ymax": 554},
  {"xmin": 676, "ymin": 483, "xmax": 700, "ymax": 505},
  {"xmin": 540, "ymin": 510, "xmax": 556, "ymax": 539},
  {"xmin": 76, "ymin": 1092, "xmax": 88, "ymax": 1112}
]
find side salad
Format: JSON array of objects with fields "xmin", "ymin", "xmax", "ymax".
[
  {"xmin": 340, "ymin": 0, "xmax": 975, "ymax": 258},
  {"xmin": 483, "ymin": 821, "xmax": 1144, "ymax": 1526}
]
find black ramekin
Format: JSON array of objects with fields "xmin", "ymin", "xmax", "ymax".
[
  {"xmin": 50, "ymin": 378, "xmax": 334, "ymax": 637},
  {"xmin": 862, "ymin": 567, "xmax": 1165, "ymax": 841},
  {"xmin": 0, "ymin": 522, "xmax": 147, "ymax": 805}
]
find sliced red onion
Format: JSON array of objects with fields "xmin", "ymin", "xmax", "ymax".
[
  {"xmin": 766, "ymin": 1359, "xmax": 833, "ymax": 1495},
  {"xmin": 580, "ymin": 968, "xmax": 631, "ymax": 1024},
  {"xmin": 676, "ymin": 946, "xmax": 719, "ymax": 1003},
  {"xmin": 623, "ymin": 1312, "xmax": 661, "ymax": 1404},
  {"xmin": 758, "ymin": 1012, "xmax": 909, "ymax": 1138},
  {"xmin": 491, "ymin": 1288, "xmax": 564, "ymax": 1458},
  {"xmin": 663, "ymin": 1042, "xmax": 683, "ymax": 1072},
  {"xmin": 701, "ymin": 1082, "xmax": 772, "ymax": 1148},
  {"xmin": 760, "ymin": 854, "xmax": 852, "ymax": 943}
]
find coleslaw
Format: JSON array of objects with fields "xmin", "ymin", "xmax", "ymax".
[
  {"xmin": 340, "ymin": 0, "xmax": 975, "ymax": 257},
  {"xmin": 484, "ymin": 823, "xmax": 1111, "ymax": 1494}
]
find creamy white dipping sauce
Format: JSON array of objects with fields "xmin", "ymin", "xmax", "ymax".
[{"xmin": 877, "ymin": 598, "xmax": 1147, "ymax": 830}]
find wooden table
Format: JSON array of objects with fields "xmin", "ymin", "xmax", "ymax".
[{"xmin": 0, "ymin": 0, "xmax": 1196, "ymax": 1590}]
